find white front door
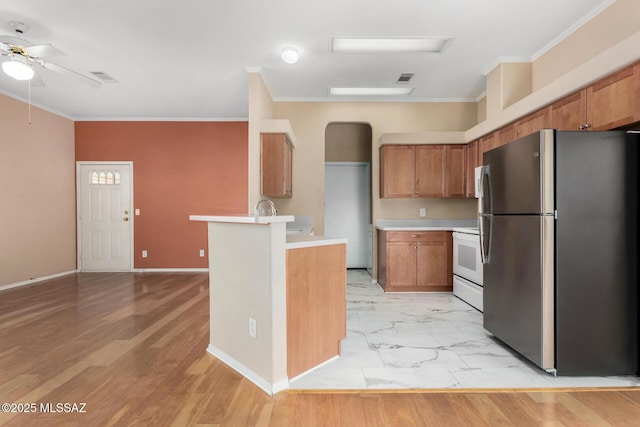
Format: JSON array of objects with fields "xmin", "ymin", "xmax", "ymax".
[
  {"xmin": 77, "ymin": 162, "xmax": 133, "ymax": 271},
  {"xmin": 324, "ymin": 162, "xmax": 371, "ymax": 268}
]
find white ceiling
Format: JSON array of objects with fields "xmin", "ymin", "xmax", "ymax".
[{"xmin": 0, "ymin": 0, "xmax": 613, "ymax": 120}]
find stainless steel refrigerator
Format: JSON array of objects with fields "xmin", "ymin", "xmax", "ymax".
[{"xmin": 480, "ymin": 129, "xmax": 638, "ymax": 376}]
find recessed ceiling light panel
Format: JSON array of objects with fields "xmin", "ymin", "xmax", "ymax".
[
  {"xmin": 329, "ymin": 87, "xmax": 414, "ymax": 96},
  {"xmin": 331, "ymin": 37, "xmax": 452, "ymax": 53}
]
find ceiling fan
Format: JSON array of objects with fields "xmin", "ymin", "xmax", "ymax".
[{"xmin": 0, "ymin": 20, "xmax": 101, "ymax": 87}]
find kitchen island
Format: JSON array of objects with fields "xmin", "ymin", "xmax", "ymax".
[{"xmin": 189, "ymin": 215, "xmax": 347, "ymax": 395}]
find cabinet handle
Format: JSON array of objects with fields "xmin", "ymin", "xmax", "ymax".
[{"xmin": 411, "ymin": 234, "xmax": 419, "ymax": 238}]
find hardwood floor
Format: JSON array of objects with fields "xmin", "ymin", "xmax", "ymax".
[{"xmin": 1, "ymin": 272, "xmax": 639, "ymax": 426}]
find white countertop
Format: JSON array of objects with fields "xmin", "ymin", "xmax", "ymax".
[
  {"xmin": 376, "ymin": 218, "xmax": 477, "ymax": 231},
  {"xmin": 190, "ymin": 214, "xmax": 295, "ymax": 224},
  {"xmin": 286, "ymin": 235, "xmax": 347, "ymax": 249}
]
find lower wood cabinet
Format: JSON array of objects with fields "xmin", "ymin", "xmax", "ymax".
[{"xmin": 377, "ymin": 230, "xmax": 452, "ymax": 292}]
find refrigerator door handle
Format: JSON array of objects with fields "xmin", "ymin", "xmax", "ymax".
[
  {"xmin": 480, "ymin": 214, "xmax": 491, "ymax": 264},
  {"xmin": 478, "ymin": 166, "xmax": 491, "ymax": 264}
]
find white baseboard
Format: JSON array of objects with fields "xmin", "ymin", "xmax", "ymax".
[
  {"xmin": 133, "ymin": 268, "xmax": 209, "ymax": 273},
  {"xmin": 206, "ymin": 344, "xmax": 289, "ymax": 395},
  {"xmin": 0, "ymin": 270, "xmax": 78, "ymax": 292}
]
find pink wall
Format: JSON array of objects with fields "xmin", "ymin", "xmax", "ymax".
[{"xmin": 75, "ymin": 121, "xmax": 248, "ymax": 268}]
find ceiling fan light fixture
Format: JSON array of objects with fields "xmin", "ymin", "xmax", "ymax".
[
  {"xmin": 281, "ymin": 47, "xmax": 299, "ymax": 64},
  {"xmin": 2, "ymin": 57, "xmax": 34, "ymax": 81}
]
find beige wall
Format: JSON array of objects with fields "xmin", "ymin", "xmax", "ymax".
[
  {"xmin": 248, "ymin": 72, "xmax": 274, "ymax": 213},
  {"xmin": 271, "ymin": 102, "xmax": 479, "ymax": 236},
  {"xmin": 325, "ymin": 123, "xmax": 372, "ymax": 163},
  {"xmin": 533, "ymin": 0, "xmax": 640, "ymax": 92},
  {"xmin": 0, "ymin": 94, "xmax": 76, "ymax": 287}
]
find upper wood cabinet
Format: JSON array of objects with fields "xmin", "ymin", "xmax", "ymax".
[
  {"xmin": 446, "ymin": 145, "xmax": 467, "ymax": 198},
  {"xmin": 380, "ymin": 144, "xmax": 466, "ymax": 198},
  {"xmin": 260, "ymin": 133, "xmax": 293, "ymax": 198},
  {"xmin": 479, "ymin": 132, "xmax": 498, "ymax": 157},
  {"xmin": 415, "ymin": 145, "xmax": 446, "ymax": 197},
  {"xmin": 497, "ymin": 123, "xmax": 516, "ymax": 146},
  {"xmin": 465, "ymin": 140, "xmax": 480, "ymax": 198},
  {"xmin": 552, "ymin": 63, "xmax": 640, "ymax": 131},
  {"xmin": 517, "ymin": 106, "xmax": 552, "ymax": 138},
  {"xmin": 587, "ymin": 63, "xmax": 640, "ymax": 130},
  {"xmin": 380, "ymin": 145, "xmax": 416, "ymax": 197},
  {"xmin": 551, "ymin": 89, "xmax": 588, "ymax": 130}
]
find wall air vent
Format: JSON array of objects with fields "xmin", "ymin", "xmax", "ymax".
[
  {"xmin": 397, "ymin": 73, "xmax": 414, "ymax": 84},
  {"xmin": 89, "ymin": 71, "xmax": 118, "ymax": 83}
]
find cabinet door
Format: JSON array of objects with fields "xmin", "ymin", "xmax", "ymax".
[
  {"xmin": 517, "ymin": 106, "xmax": 551, "ymax": 138},
  {"xmin": 587, "ymin": 63, "xmax": 640, "ymax": 130},
  {"xmin": 380, "ymin": 145, "xmax": 415, "ymax": 198},
  {"xmin": 283, "ymin": 142, "xmax": 292, "ymax": 196},
  {"xmin": 446, "ymin": 145, "xmax": 466, "ymax": 198},
  {"xmin": 479, "ymin": 132, "xmax": 498, "ymax": 158},
  {"xmin": 416, "ymin": 241, "xmax": 449, "ymax": 289},
  {"xmin": 261, "ymin": 133, "xmax": 293, "ymax": 198},
  {"xmin": 551, "ymin": 90, "xmax": 587, "ymax": 130},
  {"xmin": 386, "ymin": 241, "xmax": 416, "ymax": 288},
  {"xmin": 415, "ymin": 145, "xmax": 446, "ymax": 197},
  {"xmin": 497, "ymin": 124, "xmax": 516, "ymax": 146},
  {"xmin": 465, "ymin": 141, "xmax": 479, "ymax": 198}
]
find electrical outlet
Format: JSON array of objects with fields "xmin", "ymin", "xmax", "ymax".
[
  {"xmin": 142, "ymin": 250, "xmax": 148, "ymax": 258},
  {"xmin": 199, "ymin": 249, "xmax": 205, "ymax": 257},
  {"xmin": 419, "ymin": 208, "xmax": 427, "ymax": 217},
  {"xmin": 248, "ymin": 318, "xmax": 257, "ymax": 338}
]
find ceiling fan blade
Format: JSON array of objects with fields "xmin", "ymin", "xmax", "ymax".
[
  {"xmin": 25, "ymin": 44, "xmax": 65, "ymax": 58},
  {"xmin": 0, "ymin": 35, "xmax": 32, "ymax": 47},
  {"xmin": 36, "ymin": 60, "xmax": 102, "ymax": 87},
  {"xmin": 0, "ymin": 42, "xmax": 13, "ymax": 53}
]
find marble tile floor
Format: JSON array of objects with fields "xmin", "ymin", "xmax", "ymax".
[{"xmin": 289, "ymin": 269, "xmax": 640, "ymax": 390}]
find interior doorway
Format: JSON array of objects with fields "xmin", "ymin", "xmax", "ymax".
[
  {"xmin": 76, "ymin": 161, "xmax": 134, "ymax": 271},
  {"xmin": 324, "ymin": 123, "xmax": 372, "ymax": 270}
]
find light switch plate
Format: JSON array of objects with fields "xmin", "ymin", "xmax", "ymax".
[
  {"xmin": 135, "ymin": 209, "xmax": 140, "ymax": 216},
  {"xmin": 419, "ymin": 208, "xmax": 427, "ymax": 217},
  {"xmin": 199, "ymin": 249, "xmax": 205, "ymax": 257}
]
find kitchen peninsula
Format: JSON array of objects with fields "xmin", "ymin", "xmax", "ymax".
[{"xmin": 189, "ymin": 215, "xmax": 347, "ymax": 395}]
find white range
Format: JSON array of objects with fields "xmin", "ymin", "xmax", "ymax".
[{"xmin": 452, "ymin": 227, "xmax": 483, "ymax": 312}]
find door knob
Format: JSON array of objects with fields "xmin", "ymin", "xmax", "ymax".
[{"xmin": 123, "ymin": 217, "xmax": 129, "ymax": 221}]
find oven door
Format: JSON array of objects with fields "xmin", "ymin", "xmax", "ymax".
[{"xmin": 452, "ymin": 232, "xmax": 483, "ymax": 285}]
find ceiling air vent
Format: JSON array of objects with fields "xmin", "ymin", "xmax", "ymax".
[
  {"xmin": 89, "ymin": 71, "xmax": 118, "ymax": 83},
  {"xmin": 397, "ymin": 73, "xmax": 414, "ymax": 84}
]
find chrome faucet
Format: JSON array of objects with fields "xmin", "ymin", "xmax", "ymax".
[{"xmin": 254, "ymin": 199, "xmax": 277, "ymax": 216}]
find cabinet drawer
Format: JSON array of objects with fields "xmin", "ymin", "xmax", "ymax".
[{"xmin": 385, "ymin": 231, "xmax": 449, "ymax": 242}]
